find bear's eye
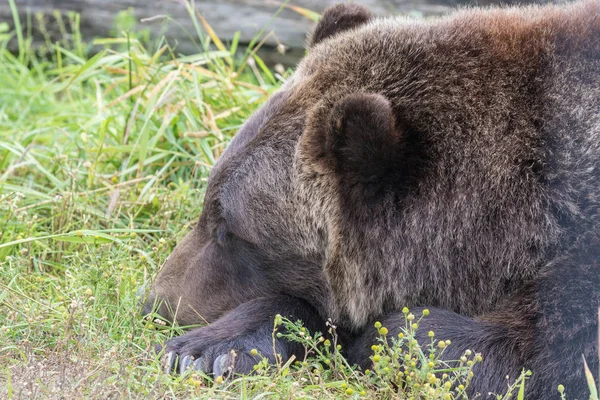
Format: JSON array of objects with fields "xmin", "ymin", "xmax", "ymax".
[{"xmin": 215, "ymin": 223, "xmax": 231, "ymax": 247}]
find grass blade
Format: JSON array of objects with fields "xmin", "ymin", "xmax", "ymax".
[
  {"xmin": 7, "ymin": 0, "xmax": 24, "ymax": 63},
  {"xmin": 583, "ymin": 355, "xmax": 599, "ymax": 400}
]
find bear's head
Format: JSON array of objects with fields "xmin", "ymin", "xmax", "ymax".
[
  {"xmin": 143, "ymin": 4, "xmax": 399, "ymax": 327},
  {"xmin": 144, "ymin": 2, "xmax": 554, "ymax": 329}
]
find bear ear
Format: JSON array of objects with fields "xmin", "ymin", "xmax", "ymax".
[
  {"xmin": 322, "ymin": 93, "xmax": 401, "ymax": 182},
  {"xmin": 308, "ymin": 4, "xmax": 373, "ymax": 48}
]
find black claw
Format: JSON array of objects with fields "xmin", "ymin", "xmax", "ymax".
[
  {"xmin": 193, "ymin": 357, "xmax": 204, "ymax": 372},
  {"xmin": 179, "ymin": 355, "xmax": 193, "ymax": 374},
  {"xmin": 165, "ymin": 351, "xmax": 176, "ymax": 374},
  {"xmin": 213, "ymin": 354, "xmax": 231, "ymax": 379}
]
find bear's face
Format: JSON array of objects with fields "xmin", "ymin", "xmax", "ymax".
[
  {"xmin": 145, "ymin": 88, "xmax": 333, "ymax": 326},
  {"xmin": 145, "ymin": 5, "xmax": 380, "ymax": 327},
  {"xmin": 146, "ymin": 66, "xmax": 407, "ymax": 327}
]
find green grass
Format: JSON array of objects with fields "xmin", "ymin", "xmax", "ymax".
[{"xmin": 0, "ymin": 2, "xmax": 574, "ymax": 399}]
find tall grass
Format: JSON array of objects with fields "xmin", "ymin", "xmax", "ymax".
[{"xmin": 0, "ymin": 2, "xmax": 281, "ymax": 397}]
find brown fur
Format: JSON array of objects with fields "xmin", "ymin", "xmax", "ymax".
[{"xmin": 147, "ymin": 2, "xmax": 600, "ymax": 397}]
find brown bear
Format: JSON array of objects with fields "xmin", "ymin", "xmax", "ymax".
[{"xmin": 143, "ymin": 1, "xmax": 600, "ymax": 398}]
